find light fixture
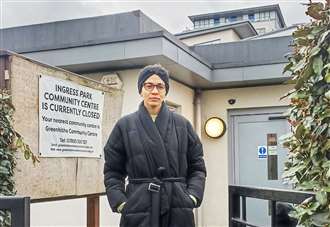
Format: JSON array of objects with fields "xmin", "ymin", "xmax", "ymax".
[{"xmin": 204, "ymin": 117, "xmax": 226, "ymax": 138}]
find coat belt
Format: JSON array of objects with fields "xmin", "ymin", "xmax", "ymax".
[
  {"xmin": 128, "ymin": 177, "xmax": 185, "ymax": 227},
  {"xmin": 128, "ymin": 177, "xmax": 185, "ymax": 184}
]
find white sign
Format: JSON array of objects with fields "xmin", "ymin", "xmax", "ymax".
[
  {"xmin": 257, "ymin": 146, "xmax": 267, "ymax": 159},
  {"xmin": 39, "ymin": 75, "xmax": 104, "ymax": 157},
  {"xmin": 268, "ymin": 146, "xmax": 278, "ymax": 155}
]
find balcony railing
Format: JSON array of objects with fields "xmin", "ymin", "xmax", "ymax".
[{"xmin": 229, "ymin": 185, "xmax": 315, "ymax": 227}]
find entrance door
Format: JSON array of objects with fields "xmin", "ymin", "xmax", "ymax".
[{"xmin": 229, "ymin": 107, "xmax": 291, "ymax": 226}]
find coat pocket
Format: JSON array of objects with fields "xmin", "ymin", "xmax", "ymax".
[
  {"xmin": 122, "ymin": 183, "xmax": 151, "ymax": 214},
  {"xmin": 171, "ymin": 182, "xmax": 195, "ymax": 208},
  {"xmin": 121, "ymin": 212, "xmax": 150, "ymax": 227}
]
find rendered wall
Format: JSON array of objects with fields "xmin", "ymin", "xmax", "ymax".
[
  {"xmin": 180, "ymin": 29, "xmax": 240, "ymax": 46},
  {"xmin": 200, "ymin": 84, "xmax": 292, "ymax": 227},
  {"xmin": 9, "ymin": 54, "xmax": 123, "ymax": 199}
]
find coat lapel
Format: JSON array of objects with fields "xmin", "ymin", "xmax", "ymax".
[{"xmin": 137, "ymin": 102, "xmax": 170, "ymax": 176}]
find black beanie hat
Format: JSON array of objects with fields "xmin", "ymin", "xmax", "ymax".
[{"xmin": 138, "ymin": 64, "xmax": 169, "ymax": 95}]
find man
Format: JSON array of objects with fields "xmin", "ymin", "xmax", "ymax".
[{"xmin": 104, "ymin": 64, "xmax": 206, "ymax": 227}]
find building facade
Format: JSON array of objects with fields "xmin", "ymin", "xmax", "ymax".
[
  {"xmin": 1, "ymin": 5, "xmax": 294, "ymax": 227},
  {"xmin": 189, "ymin": 4, "xmax": 286, "ymax": 34}
]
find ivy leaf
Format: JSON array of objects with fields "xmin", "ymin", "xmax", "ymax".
[
  {"xmin": 310, "ymin": 46, "xmax": 321, "ymax": 57},
  {"xmin": 283, "ymin": 61, "xmax": 293, "ymax": 74},
  {"xmin": 24, "ymin": 149, "xmax": 31, "ymax": 160},
  {"xmin": 311, "ymin": 212, "xmax": 330, "ymax": 226},
  {"xmin": 318, "ymin": 30, "xmax": 330, "ymax": 45},
  {"xmin": 0, "ymin": 166, "xmax": 9, "ymax": 175},
  {"xmin": 325, "ymin": 70, "xmax": 330, "ymax": 83},
  {"xmin": 295, "ymin": 124, "xmax": 305, "ymax": 139},
  {"xmin": 326, "ymin": 168, "xmax": 330, "ymax": 179},
  {"xmin": 315, "ymin": 190, "xmax": 327, "ymax": 206},
  {"xmin": 313, "ymin": 56, "xmax": 323, "ymax": 75},
  {"xmin": 306, "ymin": 3, "xmax": 325, "ymax": 20}
]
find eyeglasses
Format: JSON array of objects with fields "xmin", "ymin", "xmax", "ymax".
[{"xmin": 143, "ymin": 83, "xmax": 166, "ymax": 92}]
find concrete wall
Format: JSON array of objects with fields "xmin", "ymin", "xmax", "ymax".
[
  {"xmin": 252, "ymin": 20, "xmax": 277, "ymax": 33},
  {"xmin": 9, "ymin": 54, "xmax": 123, "ymax": 199},
  {"xmin": 199, "ymin": 84, "xmax": 292, "ymax": 227},
  {"xmin": 180, "ymin": 29, "xmax": 240, "ymax": 46}
]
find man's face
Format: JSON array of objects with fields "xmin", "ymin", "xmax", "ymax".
[{"xmin": 140, "ymin": 74, "xmax": 166, "ymax": 109}]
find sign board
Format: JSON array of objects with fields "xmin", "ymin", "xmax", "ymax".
[
  {"xmin": 258, "ymin": 145, "xmax": 267, "ymax": 159},
  {"xmin": 39, "ymin": 75, "xmax": 104, "ymax": 157},
  {"xmin": 267, "ymin": 133, "xmax": 278, "ymax": 180},
  {"xmin": 268, "ymin": 145, "xmax": 278, "ymax": 155}
]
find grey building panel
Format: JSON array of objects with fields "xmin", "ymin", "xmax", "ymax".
[
  {"xmin": 23, "ymin": 42, "xmax": 126, "ymax": 67},
  {"xmin": 162, "ymin": 38, "xmax": 179, "ymax": 63},
  {"xmin": 211, "ymin": 67, "xmax": 244, "ymax": 82},
  {"xmin": 0, "ymin": 10, "xmax": 164, "ymax": 53},
  {"xmin": 243, "ymin": 63, "xmax": 287, "ymax": 81},
  {"xmin": 139, "ymin": 11, "xmax": 165, "ymax": 33},
  {"xmin": 124, "ymin": 38, "xmax": 163, "ymax": 58},
  {"xmin": 192, "ymin": 36, "xmax": 292, "ymax": 68},
  {"xmin": 177, "ymin": 48, "xmax": 212, "ymax": 81},
  {"xmin": 212, "ymin": 63, "xmax": 288, "ymax": 86}
]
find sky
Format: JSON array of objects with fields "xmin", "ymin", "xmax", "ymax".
[{"xmin": 0, "ymin": 0, "xmax": 315, "ymax": 34}]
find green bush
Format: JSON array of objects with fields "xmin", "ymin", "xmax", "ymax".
[
  {"xmin": 0, "ymin": 90, "xmax": 39, "ymax": 226},
  {"xmin": 281, "ymin": 1, "xmax": 330, "ymax": 226}
]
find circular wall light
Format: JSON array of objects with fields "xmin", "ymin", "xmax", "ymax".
[{"xmin": 204, "ymin": 117, "xmax": 226, "ymax": 139}]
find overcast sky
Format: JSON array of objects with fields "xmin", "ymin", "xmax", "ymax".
[{"xmin": 1, "ymin": 0, "xmax": 314, "ymax": 33}]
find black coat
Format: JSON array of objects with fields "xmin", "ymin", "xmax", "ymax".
[{"xmin": 104, "ymin": 102, "xmax": 206, "ymax": 227}]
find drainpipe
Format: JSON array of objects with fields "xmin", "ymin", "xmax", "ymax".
[{"xmin": 193, "ymin": 88, "xmax": 203, "ymax": 227}]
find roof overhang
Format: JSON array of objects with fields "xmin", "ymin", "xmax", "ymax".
[
  {"xmin": 176, "ymin": 21, "xmax": 257, "ymax": 40},
  {"xmin": 16, "ymin": 31, "xmax": 212, "ymax": 88},
  {"xmin": 2, "ymin": 31, "xmax": 291, "ymax": 89}
]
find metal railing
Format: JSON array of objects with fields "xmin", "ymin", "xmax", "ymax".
[
  {"xmin": 0, "ymin": 196, "xmax": 30, "ymax": 227},
  {"xmin": 0, "ymin": 193, "xmax": 105, "ymax": 227},
  {"xmin": 229, "ymin": 185, "xmax": 315, "ymax": 227}
]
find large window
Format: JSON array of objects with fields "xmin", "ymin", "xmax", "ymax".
[
  {"xmin": 226, "ymin": 16, "xmax": 237, "ymax": 22},
  {"xmin": 254, "ymin": 11, "xmax": 273, "ymax": 21},
  {"xmin": 194, "ymin": 21, "xmax": 200, "ymax": 29},
  {"xmin": 248, "ymin": 13, "xmax": 255, "ymax": 21},
  {"xmin": 194, "ymin": 18, "xmax": 216, "ymax": 29}
]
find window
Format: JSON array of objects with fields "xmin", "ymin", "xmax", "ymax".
[
  {"xmin": 259, "ymin": 11, "xmax": 270, "ymax": 21},
  {"xmin": 214, "ymin": 18, "xmax": 220, "ymax": 25},
  {"xmin": 255, "ymin": 12, "xmax": 260, "ymax": 20},
  {"xmin": 220, "ymin": 17, "xmax": 225, "ymax": 24},
  {"xmin": 227, "ymin": 16, "xmax": 237, "ymax": 22},
  {"xmin": 194, "ymin": 21, "xmax": 200, "ymax": 29},
  {"xmin": 248, "ymin": 14, "xmax": 255, "ymax": 21}
]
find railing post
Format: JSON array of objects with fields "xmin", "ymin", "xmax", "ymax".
[
  {"xmin": 0, "ymin": 196, "xmax": 30, "ymax": 227},
  {"xmin": 11, "ymin": 197, "xmax": 30, "ymax": 227},
  {"xmin": 229, "ymin": 186, "xmax": 240, "ymax": 227},
  {"xmin": 270, "ymin": 200, "xmax": 276, "ymax": 227},
  {"xmin": 87, "ymin": 196, "xmax": 99, "ymax": 227}
]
